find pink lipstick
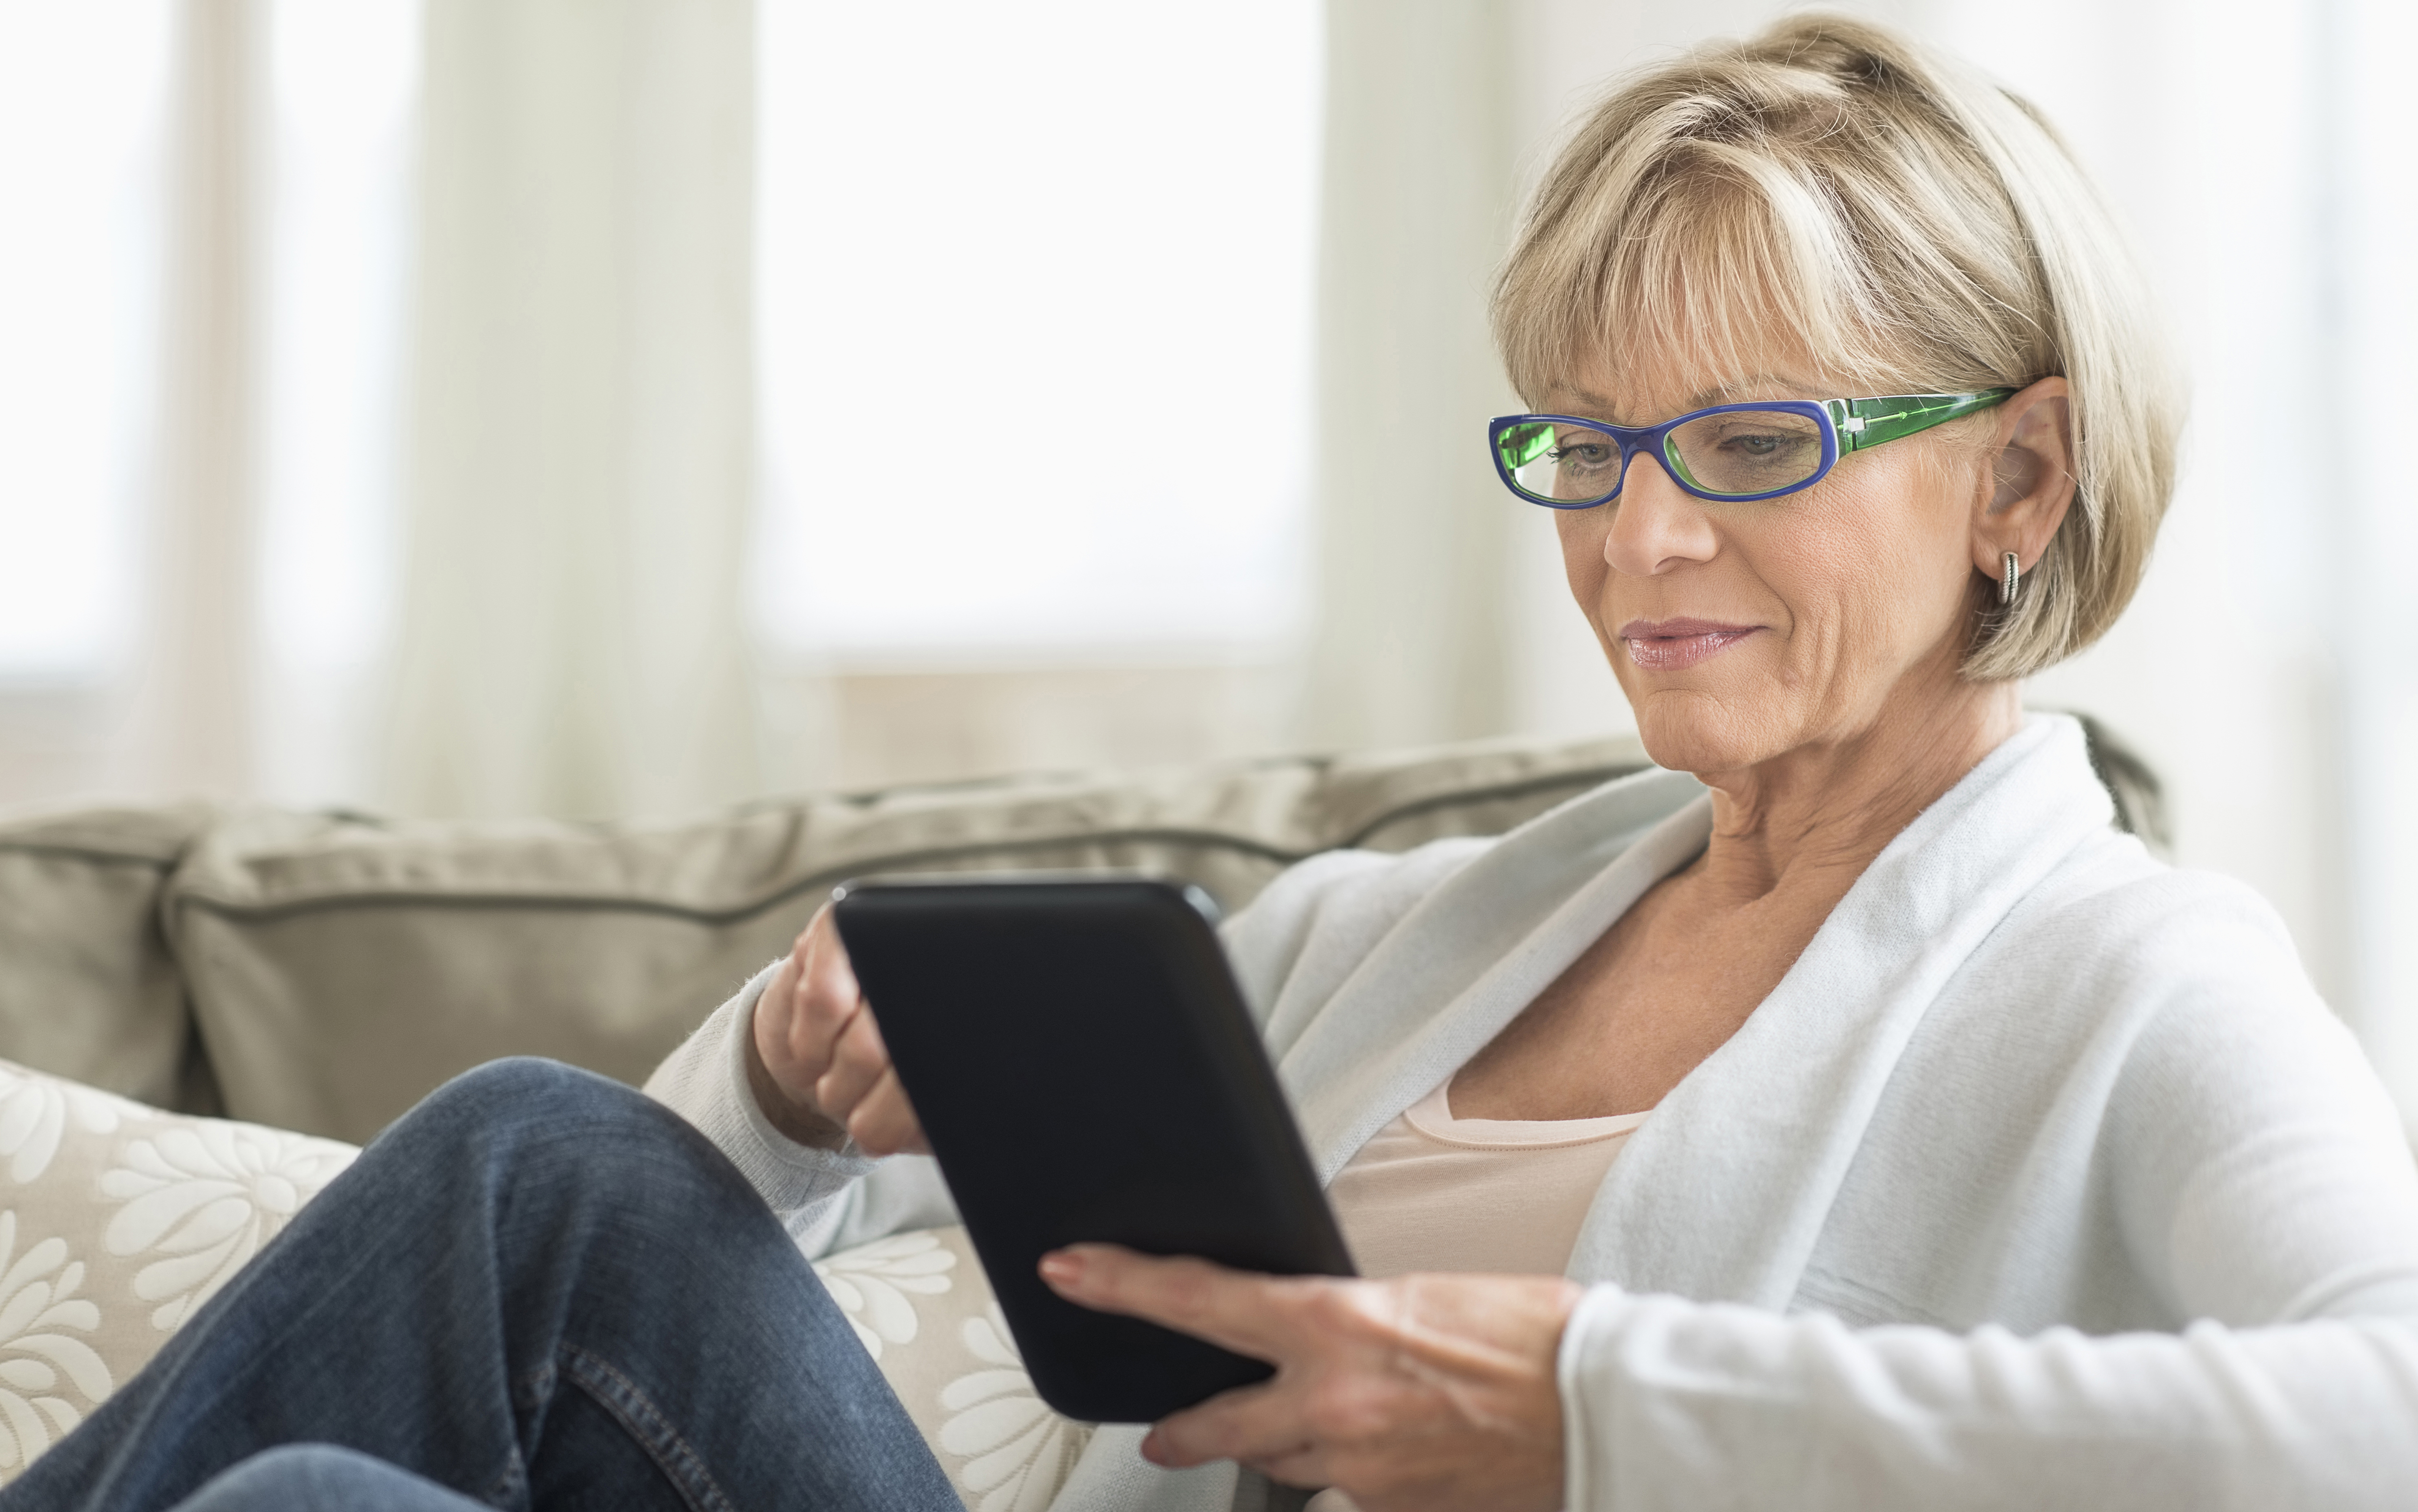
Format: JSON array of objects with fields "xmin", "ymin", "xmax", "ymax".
[{"xmin": 1616, "ymin": 617, "xmax": 1758, "ymax": 671}]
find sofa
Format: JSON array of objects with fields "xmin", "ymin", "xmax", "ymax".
[{"xmin": 0, "ymin": 720, "xmax": 2164, "ymax": 1496}]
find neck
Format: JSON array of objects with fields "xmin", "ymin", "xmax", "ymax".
[{"xmin": 1688, "ymin": 674, "xmax": 2023, "ymax": 904}]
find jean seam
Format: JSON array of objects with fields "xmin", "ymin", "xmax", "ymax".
[
  {"xmin": 557, "ymin": 1343, "xmax": 740, "ymax": 1512},
  {"xmin": 486, "ymin": 1357, "xmax": 557, "ymax": 1509},
  {"xmin": 479, "ymin": 1445, "xmax": 531, "ymax": 1512}
]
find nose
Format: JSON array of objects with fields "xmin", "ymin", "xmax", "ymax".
[{"xmin": 1603, "ymin": 447, "xmax": 1720, "ymax": 578}]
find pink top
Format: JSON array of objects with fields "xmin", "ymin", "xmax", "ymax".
[{"xmin": 1325, "ymin": 1080, "xmax": 1650, "ymax": 1278}]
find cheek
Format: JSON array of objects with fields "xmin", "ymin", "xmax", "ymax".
[
  {"xmin": 1754, "ymin": 465, "xmax": 1971, "ymax": 667},
  {"xmin": 1554, "ymin": 511, "xmax": 1610, "ymax": 603}
]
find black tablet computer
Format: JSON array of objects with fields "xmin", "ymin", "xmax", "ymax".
[{"xmin": 830, "ymin": 873, "xmax": 1355, "ymax": 1423}]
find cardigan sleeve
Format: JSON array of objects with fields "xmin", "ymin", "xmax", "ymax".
[
  {"xmin": 1555, "ymin": 875, "xmax": 2418, "ymax": 1511},
  {"xmin": 642, "ymin": 960, "xmax": 958, "ymax": 1256},
  {"xmin": 1556, "ymin": 1289, "xmax": 2418, "ymax": 1511}
]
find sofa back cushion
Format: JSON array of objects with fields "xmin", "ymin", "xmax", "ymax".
[
  {"xmin": 167, "ymin": 735, "xmax": 1652, "ymax": 1142},
  {"xmin": 0, "ymin": 807, "xmax": 220, "ymax": 1113}
]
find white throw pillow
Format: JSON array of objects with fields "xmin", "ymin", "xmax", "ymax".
[
  {"xmin": 0, "ymin": 1057, "xmax": 1086, "ymax": 1512},
  {"xmin": 811, "ymin": 1225, "xmax": 1095, "ymax": 1512},
  {"xmin": 0, "ymin": 1056, "xmax": 358, "ymax": 1479}
]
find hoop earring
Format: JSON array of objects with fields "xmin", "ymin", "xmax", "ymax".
[{"xmin": 2000, "ymin": 551, "xmax": 2020, "ymax": 606}]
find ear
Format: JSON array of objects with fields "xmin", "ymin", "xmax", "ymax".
[{"xmin": 1970, "ymin": 375, "xmax": 2075, "ymax": 585}]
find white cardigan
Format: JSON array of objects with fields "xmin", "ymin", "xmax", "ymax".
[{"xmin": 646, "ymin": 715, "xmax": 2418, "ymax": 1511}]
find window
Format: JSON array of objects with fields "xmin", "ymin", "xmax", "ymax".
[
  {"xmin": 259, "ymin": 0, "xmax": 414, "ymax": 685},
  {"xmin": 0, "ymin": 1, "xmax": 171, "ymax": 682},
  {"xmin": 753, "ymin": 0, "xmax": 1321, "ymax": 663}
]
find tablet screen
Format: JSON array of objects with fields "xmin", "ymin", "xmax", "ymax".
[{"xmin": 834, "ymin": 873, "xmax": 1355, "ymax": 1422}]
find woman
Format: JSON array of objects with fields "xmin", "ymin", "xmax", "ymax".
[{"xmin": 16, "ymin": 13, "xmax": 2418, "ymax": 1512}]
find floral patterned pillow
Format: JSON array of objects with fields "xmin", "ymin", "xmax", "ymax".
[
  {"xmin": 813, "ymin": 1227, "xmax": 1094, "ymax": 1512},
  {"xmin": 0, "ymin": 1057, "xmax": 1088, "ymax": 1512},
  {"xmin": 0, "ymin": 1057, "xmax": 358, "ymax": 1479}
]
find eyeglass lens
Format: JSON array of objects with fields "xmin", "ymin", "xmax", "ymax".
[{"xmin": 1499, "ymin": 410, "xmax": 1828, "ymax": 504}]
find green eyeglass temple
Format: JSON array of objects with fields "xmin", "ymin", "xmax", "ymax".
[{"xmin": 1825, "ymin": 388, "xmax": 2016, "ymax": 451}]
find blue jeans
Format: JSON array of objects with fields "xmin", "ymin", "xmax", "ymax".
[{"xmin": 1, "ymin": 1059, "xmax": 962, "ymax": 1512}]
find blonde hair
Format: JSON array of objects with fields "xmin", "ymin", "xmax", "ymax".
[{"xmin": 1493, "ymin": 13, "xmax": 2182, "ymax": 678}]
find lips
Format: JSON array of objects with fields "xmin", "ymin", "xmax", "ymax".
[{"xmin": 1616, "ymin": 618, "xmax": 1759, "ymax": 671}]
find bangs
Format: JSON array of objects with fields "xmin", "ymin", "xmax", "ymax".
[
  {"xmin": 1513, "ymin": 154, "xmax": 1906, "ymax": 408},
  {"xmin": 1494, "ymin": 30, "xmax": 2057, "ymax": 412}
]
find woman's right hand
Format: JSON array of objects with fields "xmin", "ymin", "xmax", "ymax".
[{"xmin": 745, "ymin": 903, "xmax": 930, "ymax": 1156}]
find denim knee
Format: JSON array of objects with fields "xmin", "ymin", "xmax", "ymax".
[
  {"xmin": 171, "ymin": 1444, "xmax": 487, "ymax": 1512},
  {"xmin": 427, "ymin": 1055, "xmax": 639, "ymax": 1125},
  {"xmin": 407, "ymin": 1056, "xmax": 689, "ymax": 1159},
  {"xmin": 390, "ymin": 1056, "xmax": 756, "ymax": 1226}
]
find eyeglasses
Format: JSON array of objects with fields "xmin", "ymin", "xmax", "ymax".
[{"xmin": 1487, "ymin": 389, "xmax": 2016, "ymax": 509}]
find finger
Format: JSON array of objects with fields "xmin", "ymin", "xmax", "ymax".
[
  {"xmin": 760, "ymin": 909, "xmax": 836, "ymax": 1048},
  {"xmin": 1235, "ymin": 1445, "xmax": 1330, "ymax": 1492},
  {"xmin": 798, "ymin": 905, "xmax": 862, "ymax": 1023},
  {"xmin": 1142, "ymin": 1383, "xmax": 1321, "ymax": 1473},
  {"xmin": 782, "ymin": 911, "xmax": 867, "ymax": 1069},
  {"xmin": 814, "ymin": 1007, "xmax": 892, "ymax": 1125},
  {"xmin": 741, "ymin": 939, "xmax": 860, "ymax": 1148},
  {"xmin": 1038, "ymin": 1246, "xmax": 1306, "ymax": 1363},
  {"xmin": 753, "ymin": 948, "xmax": 806, "ymax": 1067},
  {"xmin": 784, "ymin": 900, "xmax": 837, "ymax": 980},
  {"xmin": 845, "ymin": 1068, "xmax": 930, "ymax": 1156}
]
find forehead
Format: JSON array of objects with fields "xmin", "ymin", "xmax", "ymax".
[
  {"xmin": 1530, "ymin": 315, "xmax": 1847, "ymax": 422},
  {"xmin": 1538, "ymin": 366, "xmax": 1834, "ymax": 425}
]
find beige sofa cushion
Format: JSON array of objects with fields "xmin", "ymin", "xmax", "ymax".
[
  {"xmin": 0, "ymin": 806, "xmax": 220, "ymax": 1113},
  {"xmin": 167, "ymin": 735, "xmax": 1651, "ymax": 1143}
]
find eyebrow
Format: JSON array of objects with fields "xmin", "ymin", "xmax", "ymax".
[{"xmin": 1554, "ymin": 372, "xmax": 1824, "ymax": 421}]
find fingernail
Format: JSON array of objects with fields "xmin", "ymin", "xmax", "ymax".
[
  {"xmin": 1138, "ymin": 1430, "xmax": 1166, "ymax": 1465},
  {"xmin": 1038, "ymin": 1251, "xmax": 1083, "ymax": 1288}
]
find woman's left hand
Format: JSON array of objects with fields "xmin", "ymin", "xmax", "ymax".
[{"xmin": 1038, "ymin": 1245, "xmax": 1580, "ymax": 1512}]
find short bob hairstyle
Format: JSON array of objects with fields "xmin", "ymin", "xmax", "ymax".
[{"xmin": 1494, "ymin": 13, "xmax": 2183, "ymax": 680}]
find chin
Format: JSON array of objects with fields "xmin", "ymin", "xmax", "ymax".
[{"xmin": 1627, "ymin": 689, "xmax": 1795, "ymax": 777}]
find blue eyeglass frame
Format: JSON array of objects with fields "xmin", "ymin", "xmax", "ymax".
[{"xmin": 1487, "ymin": 389, "xmax": 2016, "ymax": 510}]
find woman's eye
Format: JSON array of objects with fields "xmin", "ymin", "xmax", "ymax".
[
  {"xmin": 1722, "ymin": 433, "xmax": 1786, "ymax": 457},
  {"xmin": 1550, "ymin": 444, "xmax": 1616, "ymax": 470}
]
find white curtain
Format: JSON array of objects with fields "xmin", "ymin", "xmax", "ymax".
[
  {"xmin": 115, "ymin": 0, "xmax": 266, "ymax": 799},
  {"xmin": 380, "ymin": 0, "xmax": 760, "ymax": 820},
  {"xmin": 1300, "ymin": 0, "xmax": 1528, "ymax": 752},
  {"xmin": 2335, "ymin": 0, "xmax": 2418, "ymax": 1115}
]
